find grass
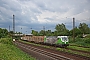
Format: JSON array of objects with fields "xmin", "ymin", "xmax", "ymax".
[
  {"xmin": 56, "ymin": 48, "xmax": 90, "ymax": 58},
  {"xmin": 0, "ymin": 38, "xmax": 36, "ymax": 60},
  {"xmin": 19, "ymin": 40, "xmax": 51, "ymax": 49},
  {"xmin": 19, "ymin": 40, "xmax": 40, "ymax": 46},
  {"xmin": 67, "ymin": 46, "xmax": 90, "ymax": 52}
]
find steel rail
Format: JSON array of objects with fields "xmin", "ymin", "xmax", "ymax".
[{"xmin": 14, "ymin": 41, "xmax": 73, "ymax": 60}]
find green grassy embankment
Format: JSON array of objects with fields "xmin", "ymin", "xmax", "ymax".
[{"xmin": 0, "ymin": 38, "xmax": 36, "ymax": 60}]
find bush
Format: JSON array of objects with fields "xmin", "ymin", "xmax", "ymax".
[
  {"xmin": 75, "ymin": 38, "xmax": 83, "ymax": 42},
  {"xmin": 69, "ymin": 37, "xmax": 90, "ymax": 47},
  {"xmin": 69, "ymin": 37, "xmax": 83, "ymax": 43},
  {"xmin": 77, "ymin": 34, "xmax": 83, "ymax": 38},
  {"xmin": 0, "ymin": 38, "xmax": 13, "ymax": 45},
  {"xmin": 84, "ymin": 38, "xmax": 90, "ymax": 44}
]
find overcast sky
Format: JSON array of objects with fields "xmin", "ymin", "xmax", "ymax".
[{"xmin": 0, "ymin": 0, "xmax": 90, "ymax": 34}]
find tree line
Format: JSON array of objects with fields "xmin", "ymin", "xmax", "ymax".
[
  {"xmin": 0, "ymin": 23, "xmax": 90, "ymax": 38},
  {"xmin": 32, "ymin": 23, "xmax": 90, "ymax": 37}
]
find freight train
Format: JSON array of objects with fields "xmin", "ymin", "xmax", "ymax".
[{"xmin": 21, "ymin": 35, "xmax": 69, "ymax": 47}]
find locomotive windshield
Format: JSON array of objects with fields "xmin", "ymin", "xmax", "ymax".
[{"xmin": 62, "ymin": 37, "xmax": 68, "ymax": 42}]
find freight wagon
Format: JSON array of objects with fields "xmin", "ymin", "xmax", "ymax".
[{"xmin": 21, "ymin": 35, "xmax": 69, "ymax": 47}]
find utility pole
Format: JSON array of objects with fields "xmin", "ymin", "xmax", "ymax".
[
  {"xmin": 13, "ymin": 15, "xmax": 15, "ymax": 33},
  {"xmin": 13, "ymin": 15, "xmax": 15, "ymax": 39},
  {"xmin": 21, "ymin": 28, "xmax": 22, "ymax": 34},
  {"xmin": 73, "ymin": 18, "xmax": 75, "ymax": 42},
  {"xmin": 43, "ymin": 26, "xmax": 45, "ymax": 36},
  {"xmin": 30, "ymin": 28, "xmax": 32, "ymax": 34},
  {"xmin": 9, "ymin": 25, "xmax": 10, "ymax": 32}
]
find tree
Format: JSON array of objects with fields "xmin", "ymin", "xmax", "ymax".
[
  {"xmin": 89, "ymin": 28, "xmax": 90, "ymax": 34},
  {"xmin": 31, "ymin": 30, "xmax": 38, "ymax": 36},
  {"xmin": 39, "ymin": 30, "xmax": 45, "ymax": 36},
  {"xmin": 55, "ymin": 23, "xmax": 69, "ymax": 36},
  {"xmin": 9, "ymin": 31, "xmax": 13, "ymax": 34},
  {"xmin": 45, "ymin": 30, "xmax": 52, "ymax": 36},
  {"xmin": 70, "ymin": 27, "xmax": 82, "ymax": 37},
  {"xmin": 79, "ymin": 23, "xmax": 90, "ymax": 35},
  {"xmin": 0, "ymin": 28, "xmax": 8, "ymax": 38}
]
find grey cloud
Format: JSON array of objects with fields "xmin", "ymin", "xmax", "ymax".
[
  {"xmin": 32, "ymin": 0, "xmax": 68, "ymax": 12},
  {"xmin": 0, "ymin": 0, "xmax": 90, "ymax": 33},
  {"xmin": 44, "ymin": 17, "xmax": 54, "ymax": 20}
]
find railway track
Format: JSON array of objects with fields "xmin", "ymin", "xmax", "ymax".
[
  {"xmin": 31, "ymin": 41, "xmax": 90, "ymax": 55},
  {"xmin": 14, "ymin": 41, "xmax": 73, "ymax": 60},
  {"xmin": 20, "ymin": 40, "xmax": 90, "ymax": 55},
  {"xmin": 41, "ymin": 44, "xmax": 90, "ymax": 58},
  {"xmin": 65, "ymin": 48, "xmax": 90, "ymax": 54},
  {"xmin": 26, "ymin": 41, "xmax": 90, "ymax": 55}
]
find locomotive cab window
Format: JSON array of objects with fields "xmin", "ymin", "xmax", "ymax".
[{"xmin": 61, "ymin": 37, "xmax": 68, "ymax": 42}]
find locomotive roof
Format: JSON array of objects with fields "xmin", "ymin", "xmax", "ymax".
[
  {"xmin": 57, "ymin": 36, "xmax": 68, "ymax": 38},
  {"xmin": 25, "ymin": 34, "xmax": 33, "ymax": 36}
]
